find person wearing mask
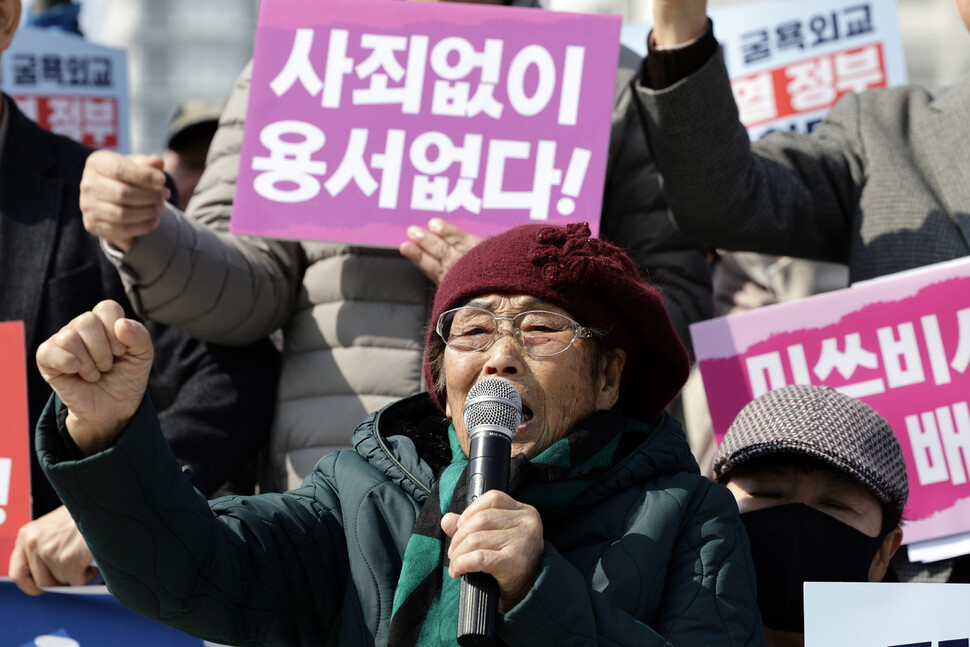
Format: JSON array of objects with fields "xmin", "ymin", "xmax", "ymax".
[
  {"xmin": 713, "ymin": 384, "xmax": 906, "ymax": 646},
  {"xmin": 636, "ymin": 0, "xmax": 968, "ymax": 582},
  {"xmin": 77, "ymin": 0, "xmax": 712, "ymax": 493},
  {"xmin": 33, "ymin": 223, "xmax": 762, "ymax": 646}
]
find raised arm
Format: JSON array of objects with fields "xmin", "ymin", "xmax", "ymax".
[
  {"xmin": 36, "ymin": 299, "xmax": 152, "ymax": 453},
  {"xmin": 634, "ymin": 2, "xmax": 858, "ymax": 267},
  {"xmin": 601, "ymin": 47, "xmax": 713, "ymax": 358},
  {"xmin": 81, "ymin": 62, "xmax": 303, "ymax": 344},
  {"xmin": 33, "ymin": 300, "xmax": 351, "ymax": 644},
  {"xmin": 652, "ymin": 0, "xmax": 709, "ymax": 46}
]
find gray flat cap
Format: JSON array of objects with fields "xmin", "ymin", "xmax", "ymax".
[{"xmin": 713, "ymin": 384, "xmax": 909, "ymax": 517}]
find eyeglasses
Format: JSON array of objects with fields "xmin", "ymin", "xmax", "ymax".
[{"xmin": 435, "ymin": 307, "xmax": 596, "ymax": 357}]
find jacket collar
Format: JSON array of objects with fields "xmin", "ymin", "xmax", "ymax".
[{"xmin": 353, "ymin": 393, "xmax": 699, "ymax": 507}]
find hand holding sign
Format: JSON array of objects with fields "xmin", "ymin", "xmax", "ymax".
[
  {"xmin": 8, "ymin": 505, "xmax": 98, "ymax": 596},
  {"xmin": 400, "ymin": 218, "xmax": 482, "ymax": 285},
  {"xmin": 36, "ymin": 300, "xmax": 153, "ymax": 456},
  {"xmin": 80, "ymin": 150, "xmax": 170, "ymax": 252}
]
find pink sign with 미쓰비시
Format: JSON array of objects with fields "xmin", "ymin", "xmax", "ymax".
[
  {"xmin": 691, "ymin": 257, "xmax": 970, "ymax": 545},
  {"xmin": 231, "ymin": 0, "xmax": 621, "ymax": 247}
]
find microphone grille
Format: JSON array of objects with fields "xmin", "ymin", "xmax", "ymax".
[{"xmin": 463, "ymin": 378, "xmax": 522, "ymax": 439}]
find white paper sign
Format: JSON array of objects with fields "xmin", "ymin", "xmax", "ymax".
[
  {"xmin": 804, "ymin": 582, "xmax": 970, "ymax": 646},
  {"xmin": 1, "ymin": 27, "xmax": 130, "ymax": 152}
]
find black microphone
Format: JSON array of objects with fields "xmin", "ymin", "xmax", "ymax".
[{"xmin": 456, "ymin": 377, "xmax": 522, "ymax": 647}]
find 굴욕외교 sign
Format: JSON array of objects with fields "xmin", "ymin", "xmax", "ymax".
[
  {"xmin": 1, "ymin": 27, "xmax": 130, "ymax": 152},
  {"xmin": 231, "ymin": 0, "xmax": 620, "ymax": 247}
]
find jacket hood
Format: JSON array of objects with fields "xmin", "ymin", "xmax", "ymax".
[
  {"xmin": 352, "ymin": 394, "xmax": 699, "ymax": 507},
  {"xmin": 352, "ymin": 393, "xmax": 451, "ymax": 505}
]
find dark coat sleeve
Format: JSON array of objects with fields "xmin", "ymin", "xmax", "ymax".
[
  {"xmin": 599, "ymin": 48, "xmax": 713, "ymax": 359},
  {"xmin": 145, "ymin": 318, "xmax": 280, "ymax": 496}
]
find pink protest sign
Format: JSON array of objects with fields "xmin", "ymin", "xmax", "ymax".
[
  {"xmin": 691, "ymin": 258, "xmax": 970, "ymax": 545},
  {"xmin": 0, "ymin": 321, "xmax": 30, "ymax": 577},
  {"xmin": 231, "ymin": 0, "xmax": 621, "ymax": 247}
]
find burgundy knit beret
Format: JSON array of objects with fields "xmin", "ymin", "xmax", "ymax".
[{"xmin": 424, "ymin": 222, "xmax": 690, "ymax": 422}]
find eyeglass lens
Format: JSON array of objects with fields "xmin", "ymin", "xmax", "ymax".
[{"xmin": 440, "ymin": 308, "xmax": 580, "ymax": 356}]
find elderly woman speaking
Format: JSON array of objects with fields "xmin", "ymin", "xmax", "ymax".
[{"xmin": 34, "ymin": 223, "xmax": 763, "ymax": 646}]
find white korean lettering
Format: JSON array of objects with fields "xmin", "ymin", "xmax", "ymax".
[
  {"xmin": 786, "ymin": 57, "xmax": 837, "ymax": 112},
  {"xmin": 746, "ymin": 351, "xmax": 787, "ymax": 398},
  {"xmin": 322, "ymin": 29, "xmax": 355, "ymax": 109},
  {"xmin": 430, "ymin": 37, "xmax": 502, "ymax": 82},
  {"xmin": 324, "ymin": 128, "xmax": 407, "ymax": 209},
  {"xmin": 47, "ymin": 97, "xmax": 83, "ymax": 141},
  {"xmin": 482, "ymin": 139, "xmax": 529, "ymax": 209},
  {"xmin": 554, "ymin": 147, "xmax": 591, "ymax": 217},
  {"xmin": 787, "ymin": 344, "xmax": 812, "ymax": 384},
  {"xmin": 82, "ymin": 97, "xmax": 116, "ymax": 146},
  {"xmin": 813, "ymin": 333, "xmax": 884, "ymax": 397},
  {"xmin": 371, "ymin": 129, "xmax": 406, "ymax": 209},
  {"xmin": 732, "ymin": 72, "xmax": 778, "ymax": 126},
  {"xmin": 950, "ymin": 308, "xmax": 970, "ymax": 373},
  {"xmin": 429, "ymin": 37, "xmax": 503, "ymax": 119},
  {"xmin": 906, "ymin": 411, "xmax": 951, "ymax": 486},
  {"xmin": 481, "ymin": 139, "xmax": 565, "ymax": 221},
  {"xmin": 557, "ymin": 46, "xmax": 584, "ymax": 126},
  {"xmin": 270, "ymin": 28, "xmax": 324, "ymax": 98},
  {"xmin": 14, "ymin": 96, "xmax": 39, "ymax": 122},
  {"xmin": 936, "ymin": 402, "xmax": 970, "ymax": 486},
  {"xmin": 906, "ymin": 402, "xmax": 970, "ymax": 487},
  {"xmin": 813, "ymin": 332, "xmax": 880, "ymax": 379},
  {"xmin": 432, "ymin": 81, "xmax": 503, "ymax": 119},
  {"xmin": 325, "ymin": 128, "xmax": 378, "ymax": 198},
  {"xmin": 409, "ymin": 132, "xmax": 483, "ymax": 213},
  {"xmin": 834, "ymin": 45, "xmax": 883, "ymax": 93},
  {"xmin": 506, "ymin": 45, "xmax": 555, "ymax": 117},
  {"xmin": 877, "ymin": 322, "xmax": 925, "ymax": 389},
  {"xmin": 251, "ymin": 120, "xmax": 327, "ymax": 203},
  {"xmin": 353, "ymin": 34, "xmax": 428, "ymax": 114},
  {"xmin": 921, "ymin": 314, "xmax": 951, "ymax": 385},
  {"xmin": 0, "ymin": 457, "xmax": 10, "ymax": 526}
]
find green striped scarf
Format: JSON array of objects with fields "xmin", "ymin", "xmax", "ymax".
[{"xmin": 387, "ymin": 408, "xmax": 653, "ymax": 647}]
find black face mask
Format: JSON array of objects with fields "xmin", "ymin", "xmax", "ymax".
[{"xmin": 741, "ymin": 503, "xmax": 886, "ymax": 633}]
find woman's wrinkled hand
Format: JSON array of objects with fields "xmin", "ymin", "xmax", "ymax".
[
  {"xmin": 399, "ymin": 218, "xmax": 482, "ymax": 285},
  {"xmin": 442, "ymin": 490, "xmax": 544, "ymax": 612},
  {"xmin": 36, "ymin": 299, "xmax": 153, "ymax": 455},
  {"xmin": 8, "ymin": 505, "xmax": 98, "ymax": 596}
]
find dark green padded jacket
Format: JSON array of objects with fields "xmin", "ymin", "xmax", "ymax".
[{"xmin": 38, "ymin": 392, "xmax": 764, "ymax": 647}]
